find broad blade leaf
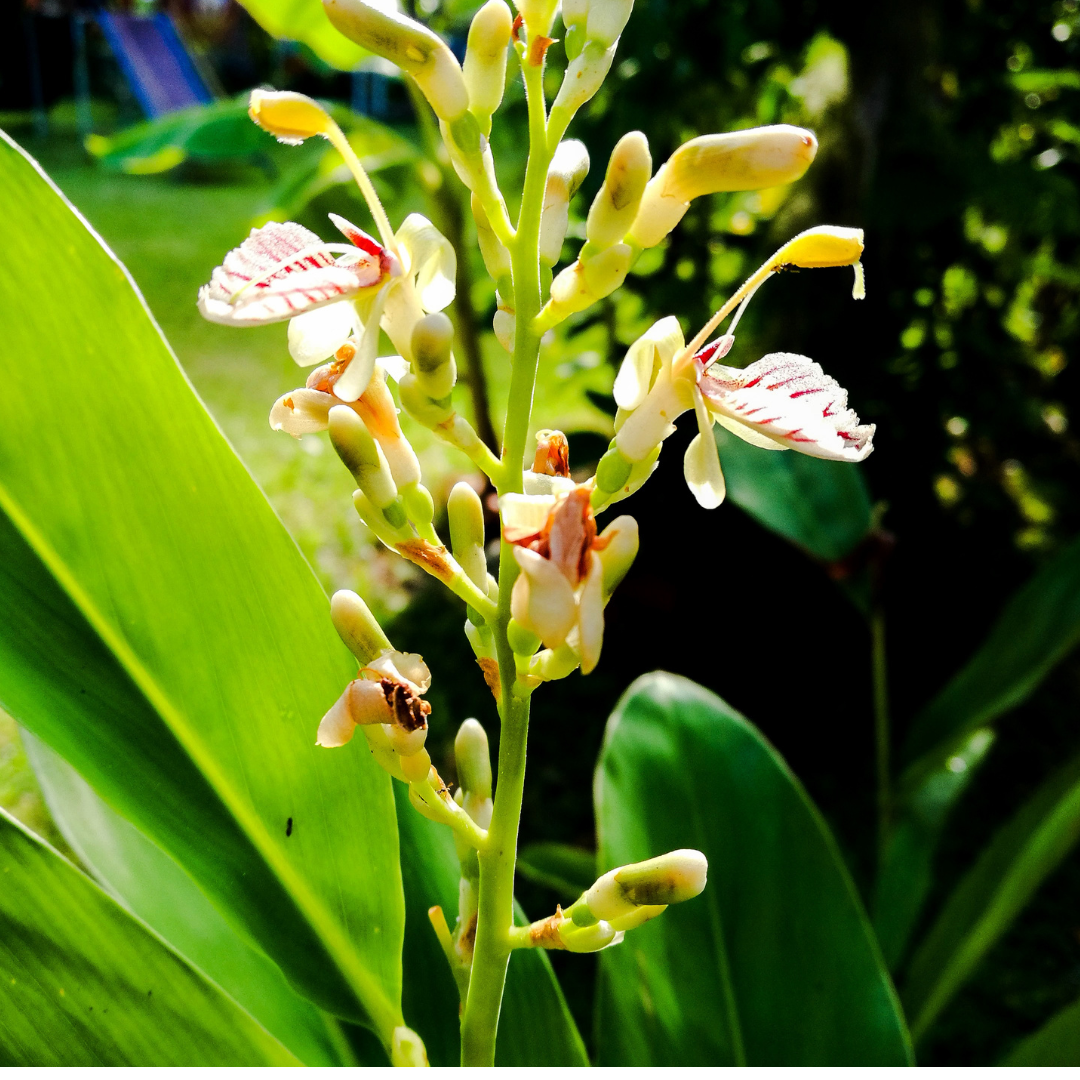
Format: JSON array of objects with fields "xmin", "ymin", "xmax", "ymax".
[
  {"xmin": 394, "ymin": 784, "xmax": 590, "ymax": 1066},
  {"xmin": 516, "ymin": 841, "xmax": 596, "ymax": 901},
  {"xmin": 1002, "ymin": 995, "xmax": 1080, "ymax": 1064},
  {"xmin": 595, "ymin": 672, "xmax": 912, "ymax": 1066},
  {"xmin": 236, "ymin": 0, "xmax": 368, "ymax": 70},
  {"xmin": 0, "ymin": 807, "xmax": 297, "ymax": 1066},
  {"xmin": 23, "ymin": 732, "xmax": 350, "ymax": 1066},
  {"xmin": 902, "ymin": 534, "xmax": 1080, "ymax": 775},
  {"xmin": 715, "ymin": 426, "xmax": 873, "ymax": 563},
  {"xmin": 903, "ymin": 751, "xmax": 1080, "ymax": 1042},
  {"xmin": 0, "ymin": 132, "xmax": 402, "ymax": 1035}
]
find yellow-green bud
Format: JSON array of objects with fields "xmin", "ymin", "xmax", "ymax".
[
  {"xmin": 411, "ymin": 312, "xmax": 457, "ymax": 400},
  {"xmin": 328, "ymin": 405, "xmax": 398, "ymax": 509},
  {"xmin": 472, "ymin": 194, "xmax": 513, "ymax": 287},
  {"xmin": 586, "ymin": 131, "xmax": 651, "ymax": 249},
  {"xmin": 464, "ymin": 0, "xmax": 512, "ymax": 133},
  {"xmin": 514, "ymin": 0, "xmax": 558, "ymax": 35},
  {"xmin": 585, "ymin": 849, "xmax": 708, "ymax": 922},
  {"xmin": 455, "ymin": 718, "xmax": 492, "ymax": 800},
  {"xmin": 561, "ymin": 0, "xmax": 587, "ymax": 58},
  {"xmin": 447, "ymin": 481, "xmax": 487, "ymax": 590},
  {"xmin": 551, "ymin": 39, "xmax": 616, "ymax": 118},
  {"xmin": 540, "ymin": 139, "xmax": 590, "ymax": 266},
  {"xmin": 596, "ymin": 515, "xmax": 638, "ymax": 599},
  {"xmin": 401, "ymin": 481, "xmax": 435, "ymax": 529},
  {"xmin": 585, "ymin": 0, "xmax": 634, "ymax": 48},
  {"xmin": 399, "ymin": 372, "xmax": 454, "ymax": 426},
  {"xmin": 507, "ymin": 618, "xmax": 542, "ymax": 656},
  {"xmin": 629, "ymin": 126, "xmax": 818, "ymax": 248},
  {"xmin": 769, "ymin": 224, "xmax": 864, "ymax": 268},
  {"xmin": 548, "ymin": 244, "xmax": 631, "ymax": 318},
  {"xmin": 248, "ymin": 89, "xmax": 331, "ymax": 145},
  {"xmin": 330, "ymin": 589, "xmax": 392, "ymax": 665},
  {"xmin": 595, "ymin": 444, "xmax": 633, "ymax": 494},
  {"xmin": 323, "ymin": 0, "xmax": 468, "ymax": 122},
  {"xmin": 558, "ymin": 919, "xmax": 622, "ymax": 952},
  {"xmin": 390, "ymin": 1026, "xmax": 428, "ymax": 1068}
]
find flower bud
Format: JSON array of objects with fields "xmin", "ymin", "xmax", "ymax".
[
  {"xmin": 323, "ymin": 0, "xmax": 469, "ymax": 121},
  {"xmin": 584, "ymin": 849, "xmax": 708, "ymax": 921},
  {"xmin": 514, "ymin": 0, "xmax": 558, "ymax": 35},
  {"xmin": 493, "ymin": 303, "xmax": 515, "ymax": 353},
  {"xmin": 561, "ymin": 0, "xmax": 587, "ymax": 57},
  {"xmin": 399, "ymin": 371, "xmax": 454, "ymax": 425},
  {"xmin": 585, "ymin": 0, "xmax": 634, "ymax": 48},
  {"xmin": 608, "ymin": 903, "xmax": 666, "ymax": 932},
  {"xmin": 448, "ymin": 481, "xmax": 488, "ymax": 590},
  {"xmin": 595, "ymin": 515, "xmax": 638, "ymax": 599},
  {"xmin": 472, "ymin": 194, "xmax": 513, "ymax": 289},
  {"xmin": 248, "ymin": 89, "xmax": 332, "ymax": 145},
  {"xmin": 464, "ymin": 0, "xmax": 512, "ymax": 133},
  {"xmin": 411, "ymin": 311, "xmax": 457, "ymax": 399},
  {"xmin": 330, "ymin": 589, "xmax": 392, "ymax": 665},
  {"xmin": 455, "ymin": 718, "xmax": 492, "ymax": 800},
  {"xmin": 551, "ymin": 39, "xmax": 617, "ymax": 118},
  {"xmin": 548, "ymin": 244, "xmax": 632, "ymax": 319},
  {"xmin": 770, "ymin": 224, "xmax": 864, "ymax": 269},
  {"xmin": 628, "ymin": 126, "xmax": 818, "ymax": 248},
  {"xmin": 391, "ymin": 1026, "xmax": 429, "ymax": 1068},
  {"xmin": 558, "ymin": 919, "xmax": 623, "ymax": 952},
  {"xmin": 328, "ymin": 405, "xmax": 399, "ymax": 510},
  {"xmin": 532, "ymin": 429, "xmax": 571, "ymax": 477},
  {"xmin": 540, "ymin": 140, "xmax": 590, "ymax": 266},
  {"xmin": 586, "ymin": 131, "xmax": 651, "ymax": 249}
]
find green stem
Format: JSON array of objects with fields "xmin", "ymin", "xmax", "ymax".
[
  {"xmin": 458, "ymin": 45, "xmax": 553, "ymax": 1069},
  {"xmin": 872, "ymin": 603, "xmax": 891, "ymax": 864}
]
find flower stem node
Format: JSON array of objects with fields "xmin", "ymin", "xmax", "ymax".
[
  {"xmin": 587, "ymin": 131, "xmax": 652, "ymax": 249},
  {"xmin": 330, "ymin": 589, "xmax": 392, "ymax": 665},
  {"xmin": 583, "ymin": 849, "xmax": 708, "ymax": 922},
  {"xmin": 411, "ymin": 311, "xmax": 458, "ymax": 399},
  {"xmin": 455, "ymin": 718, "xmax": 493, "ymax": 801},
  {"xmin": 323, "ymin": 0, "xmax": 469, "ymax": 122},
  {"xmin": 464, "ymin": 0, "xmax": 513, "ymax": 134},
  {"xmin": 329, "ymin": 405, "xmax": 399, "ymax": 512},
  {"xmin": 248, "ymin": 89, "xmax": 332, "ymax": 145},
  {"xmin": 390, "ymin": 1025, "xmax": 429, "ymax": 1068}
]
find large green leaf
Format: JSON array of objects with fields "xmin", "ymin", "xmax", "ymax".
[
  {"xmin": 236, "ymin": 0, "xmax": 368, "ymax": 70},
  {"xmin": 0, "ymin": 132, "xmax": 403, "ymax": 1034},
  {"xmin": 22, "ymin": 732, "xmax": 351, "ymax": 1066},
  {"xmin": 394, "ymin": 784, "xmax": 590, "ymax": 1066},
  {"xmin": 595, "ymin": 672, "xmax": 913, "ymax": 1066},
  {"xmin": 902, "ymin": 751, "xmax": 1080, "ymax": 1042},
  {"xmin": 901, "ymin": 534, "xmax": 1080, "ymax": 775},
  {"xmin": 516, "ymin": 841, "xmax": 596, "ymax": 902},
  {"xmin": 1002, "ymin": 995, "xmax": 1080, "ymax": 1064},
  {"xmin": 0, "ymin": 807, "xmax": 297, "ymax": 1066},
  {"xmin": 714, "ymin": 426, "xmax": 873, "ymax": 563}
]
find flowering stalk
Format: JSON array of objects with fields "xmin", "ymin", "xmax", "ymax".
[{"xmin": 198, "ymin": 0, "xmax": 878, "ymax": 1064}]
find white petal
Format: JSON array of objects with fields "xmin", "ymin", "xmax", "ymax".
[
  {"xmin": 578, "ymin": 551, "xmax": 605, "ymax": 675},
  {"xmin": 269, "ymin": 388, "xmax": 337, "ymax": 436},
  {"xmin": 613, "ymin": 315, "xmax": 684, "ymax": 410},
  {"xmin": 369, "ymin": 650, "xmax": 432, "ymax": 694},
  {"xmin": 316, "ymin": 688, "xmax": 356, "ymax": 747},
  {"xmin": 500, "ymin": 493, "xmax": 557, "ymax": 542},
  {"xmin": 198, "ymin": 222, "xmax": 366, "ymax": 325},
  {"xmin": 700, "ymin": 352, "xmax": 875, "ymax": 462},
  {"xmin": 395, "ymin": 213, "xmax": 457, "ymax": 313},
  {"xmin": 333, "ymin": 285, "xmax": 391, "ymax": 403},
  {"xmin": 379, "ymin": 355, "xmax": 410, "ymax": 383},
  {"xmin": 683, "ymin": 391, "xmax": 726, "ymax": 509},
  {"xmin": 287, "ymin": 301, "xmax": 360, "ymax": 366},
  {"xmin": 346, "ymin": 678, "xmax": 393, "ymax": 725},
  {"xmin": 511, "ymin": 548, "xmax": 578, "ymax": 648},
  {"xmin": 713, "ymin": 412, "xmax": 787, "ymax": 450},
  {"xmin": 522, "ymin": 471, "xmax": 578, "ymax": 497}
]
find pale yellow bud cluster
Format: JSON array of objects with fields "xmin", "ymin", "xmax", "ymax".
[
  {"xmin": 540, "ymin": 140, "xmax": 590, "ymax": 266},
  {"xmin": 585, "ymin": 131, "xmax": 652, "ymax": 249},
  {"xmin": 248, "ymin": 89, "xmax": 332, "ymax": 145},
  {"xmin": 463, "ymin": 0, "xmax": 513, "ymax": 135},
  {"xmin": 628, "ymin": 125, "xmax": 819, "ymax": 248},
  {"xmin": 323, "ymin": 0, "xmax": 469, "ymax": 123}
]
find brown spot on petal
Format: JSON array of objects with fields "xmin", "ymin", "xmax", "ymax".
[
  {"xmin": 379, "ymin": 677, "xmax": 431, "ymax": 731},
  {"xmin": 477, "ymin": 657, "xmax": 501, "ymax": 699},
  {"xmin": 529, "ymin": 907, "xmax": 567, "ymax": 950},
  {"xmin": 529, "ymin": 35, "xmax": 555, "ymax": 66},
  {"xmin": 397, "ymin": 539, "xmax": 455, "ymax": 582},
  {"xmin": 283, "ymin": 396, "xmax": 295, "ymax": 410}
]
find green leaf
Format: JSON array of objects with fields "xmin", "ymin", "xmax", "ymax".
[
  {"xmin": 1010, "ymin": 70, "xmax": 1080, "ymax": 93},
  {"xmin": 23, "ymin": 732, "xmax": 351, "ymax": 1066},
  {"xmin": 595, "ymin": 672, "xmax": 913, "ymax": 1066},
  {"xmin": 516, "ymin": 841, "xmax": 596, "ymax": 901},
  {"xmin": 0, "ymin": 133, "xmax": 403, "ymax": 1034},
  {"xmin": 873, "ymin": 729, "xmax": 996, "ymax": 969},
  {"xmin": 714, "ymin": 426, "xmax": 873, "ymax": 563},
  {"xmin": 394, "ymin": 784, "xmax": 591, "ymax": 1066},
  {"xmin": 1002, "ymin": 995, "xmax": 1080, "ymax": 1064},
  {"xmin": 902, "ymin": 751, "xmax": 1080, "ymax": 1042},
  {"xmin": 0, "ymin": 807, "xmax": 297, "ymax": 1066},
  {"xmin": 901, "ymin": 534, "xmax": 1080, "ymax": 776},
  {"xmin": 235, "ymin": 0, "xmax": 369, "ymax": 70}
]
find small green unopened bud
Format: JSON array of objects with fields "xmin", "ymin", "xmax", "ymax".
[
  {"xmin": 585, "ymin": 0, "xmax": 634, "ymax": 48},
  {"xmin": 329, "ymin": 405, "xmax": 398, "ymax": 508},
  {"xmin": 558, "ymin": 919, "xmax": 622, "ymax": 953},
  {"xmin": 507, "ymin": 618, "xmax": 542, "ymax": 656},
  {"xmin": 595, "ymin": 444, "xmax": 632, "ymax": 493},
  {"xmin": 330, "ymin": 589, "xmax": 392, "ymax": 665},
  {"xmin": 401, "ymin": 481, "xmax": 435, "ymax": 529},
  {"xmin": 382, "ymin": 496, "xmax": 408, "ymax": 529},
  {"xmin": 587, "ymin": 131, "xmax": 651, "ymax": 249},
  {"xmin": 551, "ymin": 39, "xmax": 616, "ymax": 117},
  {"xmin": 585, "ymin": 849, "xmax": 708, "ymax": 921},
  {"xmin": 411, "ymin": 312, "xmax": 458, "ymax": 399},
  {"xmin": 540, "ymin": 139, "xmax": 590, "ymax": 266},
  {"xmin": 323, "ymin": 0, "xmax": 468, "ymax": 122},
  {"xmin": 596, "ymin": 515, "xmax": 638, "ymax": 599},
  {"xmin": 399, "ymin": 371, "xmax": 454, "ymax": 426},
  {"xmin": 448, "ymin": 481, "xmax": 487, "ymax": 589},
  {"xmin": 464, "ymin": 0, "xmax": 512, "ymax": 133},
  {"xmin": 561, "ymin": 0, "xmax": 587, "ymax": 57},
  {"xmin": 472, "ymin": 194, "xmax": 513, "ymax": 285},
  {"xmin": 515, "ymin": 0, "xmax": 558, "ymax": 35},
  {"xmin": 455, "ymin": 717, "xmax": 492, "ymax": 800},
  {"xmin": 390, "ymin": 1026, "xmax": 429, "ymax": 1068}
]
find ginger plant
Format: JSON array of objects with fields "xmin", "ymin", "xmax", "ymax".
[{"xmin": 198, "ymin": 0, "xmax": 873, "ymax": 1065}]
